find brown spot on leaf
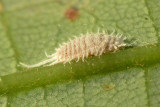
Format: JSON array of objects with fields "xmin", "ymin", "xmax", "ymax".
[
  {"xmin": 65, "ymin": 7, "xmax": 79, "ymax": 21},
  {"xmin": 102, "ymin": 83, "xmax": 116, "ymax": 91}
]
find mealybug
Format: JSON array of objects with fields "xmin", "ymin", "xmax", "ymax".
[{"xmin": 20, "ymin": 30, "xmax": 128, "ymax": 68}]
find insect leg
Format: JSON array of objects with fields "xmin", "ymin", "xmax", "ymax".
[
  {"xmin": 20, "ymin": 56, "xmax": 57, "ymax": 68},
  {"xmin": 44, "ymin": 51, "xmax": 55, "ymax": 58},
  {"xmin": 45, "ymin": 60, "xmax": 60, "ymax": 66}
]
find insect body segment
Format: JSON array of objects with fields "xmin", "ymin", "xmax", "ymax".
[{"xmin": 20, "ymin": 31, "xmax": 127, "ymax": 68}]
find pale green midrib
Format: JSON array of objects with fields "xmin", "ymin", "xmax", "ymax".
[
  {"xmin": 144, "ymin": 0, "xmax": 160, "ymax": 41},
  {"xmin": 0, "ymin": 44, "xmax": 160, "ymax": 95}
]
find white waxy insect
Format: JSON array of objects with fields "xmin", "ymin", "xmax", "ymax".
[{"xmin": 20, "ymin": 30, "xmax": 127, "ymax": 68}]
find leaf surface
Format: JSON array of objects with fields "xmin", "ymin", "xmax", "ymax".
[{"xmin": 0, "ymin": 0, "xmax": 160, "ymax": 106}]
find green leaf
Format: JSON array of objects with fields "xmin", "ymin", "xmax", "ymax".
[{"xmin": 0, "ymin": 0, "xmax": 160, "ymax": 107}]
